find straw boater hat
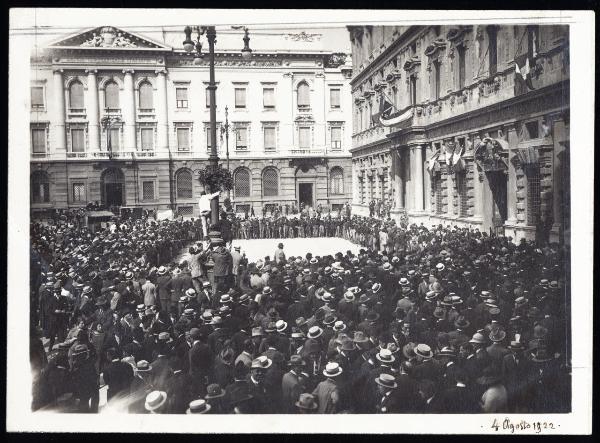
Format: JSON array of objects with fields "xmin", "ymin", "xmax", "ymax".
[
  {"xmin": 186, "ymin": 399, "xmax": 211, "ymax": 414},
  {"xmin": 374, "ymin": 373, "xmax": 397, "ymax": 390},
  {"xmin": 276, "ymin": 319, "xmax": 288, "ymax": 333},
  {"xmin": 307, "ymin": 326, "xmax": 323, "ymax": 339},
  {"xmin": 322, "ymin": 362, "xmax": 343, "ymax": 378},
  {"xmin": 376, "ymin": 348, "xmax": 395, "ymax": 364},
  {"xmin": 157, "ymin": 266, "xmax": 167, "ymax": 275},
  {"xmin": 414, "ymin": 344, "xmax": 433, "ymax": 359},
  {"xmin": 251, "ymin": 356, "xmax": 272, "ymax": 370},
  {"xmin": 145, "ymin": 391, "xmax": 168, "ymax": 412},
  {"xmin": 295, "ymin": 393, "xmax": 318, "ymax": 410}
]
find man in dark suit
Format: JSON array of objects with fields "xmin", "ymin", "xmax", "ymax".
[
  {"xmin": 103, "ymin": 347, "xmax": 134, "ymax": 401},
  {"xmin": 437, "ymin": 368, "xmax": 479, "ymax": 413},
  {"xmin": 188, "ymin": 328, "xmax": 213, "ymax": 397}
]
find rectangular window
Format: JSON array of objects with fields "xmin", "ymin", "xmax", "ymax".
[
  {"xmin": 526, "ymin": 167, "xmax": 541, "ymax": 225},
  {"xmin": 524, "ymin": 121, "xmax": 540, "ymax": 140},
  {"xmin": 235, "ymin": 88, "xmax": 246, "ymax": 108},
  {"xmin": 176, "ymin": 88, "xmax": 189, "ymax": 108},
  {"xmin": 71, "ymin": 129, "xmax": 85, "ymax": 152},
  {"xmin": 177, "ymin": 128, "xmax": 190, "ymax": 151},
  {"xmin": 178, "ymin": 206, "xmax": 194, "ymax": 217},
  {"xmin": 31, "ymin": 87, "xmax": 44, "ymax": 108},
  {"xmin": 331, "ymin": 126, "xmax": 342, "ymax": 150},
  {"xmin": 435, "ymin": 175, "xmax": 443, "ymax": 214},
  {"xmin": 433, "ymin": 60, "xmax": 441, "ymax": 100},
  {"xmin": 142, "ymin": 180, "xmax": 155, "ymax": 201},
  {"xmin": 458, "ymin": 45, "xmax": 466, "ymax": 90},
  {"xmin": 263, "ymin": 88, "xmax": 275, "ymax": 108},
  {"xmin": 109, "ymin": 128, "xmax": 120, "ymax": 151},
  {"xmin": 141, "ymin": 128, "xmax": 154, "ymax": 151},
  {"xmin": 330, "ymin": 88, "xmax": 341, "ymax": 108},
  {"xmin": 488, "ymin": 27, "xmax": 498, "ymax": 75},
  {"xmin": 410, "ymin": 75, "xmax": 417, "ymax": 105},
  {"xmin": 457, "ymin": 172, "xmax": 469, "ymax": 217},
  {"xmin": 299, "ymin": 127, "xmax": 311, "ymax": 149},
  {"xmin": 72, "ymin": 182, "xmax": 85, "ymax": 203},
  {"xmin": 236, "ymin": 127, "xmax": 248, "ymax": 150},
  {"xmin": 31, "ymin": 128, "xmax": 46, "ymax": 154},
  {"xmin": 264, "ymin": 127, "xmax": 276, "ymax": 151}
]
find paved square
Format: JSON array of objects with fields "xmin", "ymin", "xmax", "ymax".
[{"xmin": 231, "ymin": 237, "xmax": 361, "ymax": 262}]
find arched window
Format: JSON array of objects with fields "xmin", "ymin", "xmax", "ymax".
[
  {"xmin": 330, "ymin": 167, "xmax": 344, "ymax": 195},
  {"xmin": 69, "ymin": 80, "xmax": 84, "ymax": 110},
  {"xmin": 297, "ymin": 81, "xmax": 310, "ymax": 108},
  {"xmin": 139, "ymin": 81, "xmax": 154, "ymax": 110},
  {"xmin": 262, "ymin": 168, "xmax": 279, "ymax": 197},
  {"xmin": 105, "ymin": 81, "xmax": 120, "ymax": 109},
  {"xmin": 176, "ymin": 169, "xmax": 193, "ymax": 199},
  {"xmin": 31, "ymin": 171, "xmax": 50, "ymax": 203},
  {"xmin": 234, "ymin": 168, "xmax": 251, "ymax": 197}
]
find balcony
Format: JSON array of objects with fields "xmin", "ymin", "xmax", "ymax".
[{"xmin": 330, "ymin": 141, "xmax": 343, "ymax": 151}]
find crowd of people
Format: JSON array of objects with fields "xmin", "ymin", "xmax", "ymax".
[{"xmin": 29, "ymin": 211, "xmax": 571, "ymax": 414}]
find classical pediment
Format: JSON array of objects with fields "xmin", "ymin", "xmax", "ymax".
[{"xmin": 46, "ymin": 26, "xmax": 172, "ymax": 51}]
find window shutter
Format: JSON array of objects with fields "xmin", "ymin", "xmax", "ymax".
[
  {"xmin": 139, "ymin": 82, "xmax": 153, "ymax": 109},
  {"xmin": 109, "ymin": 128, "xmax": 120, "ymax": 150},
  {"xmin": 299, "ymin": 127, "xmax": 311, "ymax": 148},
  {"xmin": 331, "ymin": 127, "xmax": 341, "ymax": 150},
  {"xmin": 235, "ymin": 88, "xmax": 246, "ymax": 108},
  {"xmin": 32, "ymin": 129, "xmax": 46, "ymax": 153},
  {"xmin": 69, "ymin": 82, "xmax": 84, "ymax": 109},
  {"xmin": 105, "ymin": 82, "xmax": 120, "ymax": 109},
  {"xmin": 71, "ymin": 129, "xmax": 85, "ymax": 152},
  {"xmin": 141, "ymin": 128, "xmax": 154, "ymax": 150},
  {"xmin": 235, "ymin": 169, "xmax": 250, "ymax": 197},
  {"xmin": 31, "ymin": 87, "xmax": 44, "ymax": 107},
  {"xmin": 177, "ymin": 88, "xmax": 188, "ymax": 101},
  {"xmin": 264, "ymin": 127, "xmax": 276, "ymax": 149},
  {"xmin": 298, "ymin": 82, "xmax": 310, "ymax": 107},
  {"xmin": 176, "ymin": 170, "xmax": 193, "ymax": 199},
  {"xmin": 263, "ymin": 88, "xmax": 275, "ymax": 107},
  {"xmin": 177, "ymin": 128, "xmax": 190, "ymax": 151},
  {"xmin": 330, "ymin": 88, "xmax": 341, "ymax": 107},
  {"xmin": 263, "ymin": 169, "xmax": 279, "ymax": 196}
]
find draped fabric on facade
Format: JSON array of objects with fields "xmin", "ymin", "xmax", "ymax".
[{"xmin": 474, "ymin": 137, "xmax": 509, "ymax": 172}]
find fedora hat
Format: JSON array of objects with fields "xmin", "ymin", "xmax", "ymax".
[
  {"xmin": 414, "ymin": 343, "xmax": 433, "ymax": 359},
  {"xmin": 264, "ymin": 322, "xmax": 277, "ymax": 333},
  {"xmin": 438, "ymin": 346, "xmax": 456, "ymax": 358},
  {"xmin": 295, "ymin": 317, "xmax": 308, "ymax": 328},
  {"xmin": 469, "ymin": 332, "xmax": 486, "ymax": 344},
  {"xmin": 158, "ymin": 332, "xmax": 172, "ymax": 342},
  {"xmin": 382, "ymin": 262, "xmax": 392, "ymax": 271},
  {"xmin": 323, "ymin": 314, "xmax": 337, "ymax": 326},
  {"xmin": 436, "ymin": 263, "xmax": 445, "ymax": 271},
  {"xmin": 343, "ymin": 291, "xmax": 356, "ymax": 302},
  {"xmin": 186, "ymin": 399, "xmax": 211, "ymax": 414},
  {"xmin": 289, "ymin": 355, "xmax": 306, "ymax": 367},
  {"xmin": 352, "ymin": 331, "xmax": 369, "ymax": 344},
  {"xmin": 202, "ymin": 281, "xmax": 211, "ymax": 288},
  {"xmin": 376, "ymin": 348, "xmax": 395, "ymax": 363},
  {"xmin": 220, "ymin": 294, "xmax": 232, "ymax": 304},
  {"xmin": 514, "ymin": 296, "xmax": 528, "ymax": 307},
  {"xmin": 262, "ymin": 286, "xmax": 273, "ymax": 295},
  {"xmin": 252, "ymin": 326, "xmax": 264, "ymax": 337},
  {"xmin": 425, "ymin": 291, "xmax": 437, "ymax": 302},
  {"xmin": 374, "ymin": 373, "xmax": 397, "ymax": 389},
  {"xmin": 185, "ymin": 288, "xmax": 196, "ymax": 297},
  {"xmin": 322, "ymin": 362, "xmax": 343, "ymax": 378},
  {"xmin": 307, "ymin": 326, "xmax": 323, "ymax": 339},
  {"xmin": 205, "ymin": 383, "xmax": 226, "ymax": 399},
  {"xmin": 324, "ymin": 266, "xmax": 332, "ymax": 275},
  {"xmin": 433, "ymin": 306, "xmax": 446, "ymax": 319},
  {"xmin": 339, "ymin": 338, "xmax": 357, "ymax": 352},
  {"xmin": 508, "ymin": 340, "xmax": 525, "ymax": 351},
  {"xmin": 399, "ymin": 277, "xmax": 410, "ymax": 286},
  {"xmin": 157, "ymin": 266, "xmax": 167, "ymax": 275},
  {"xmin": 366, "ymin": 311, "xmax": 380, "ymax": 322},
  {"xmin": 145, "ymin": 391, "xmax": 168, "ymax": 412},
  {"xmin": 295, "ymin": 393, "xmax": 318, "ymax": 410},
  {"xmin": 440, "ymin": 296, "xmax": 453, "ymax": 307},
  {"xmin": 183, "ymin": 308, "xmax": 196, "ymax": 317},
  {"xmin": 372, "ymin": 282, "xmax": 382, "ymax": 293},
  {"xmin": 358, "ymin": 294, "xmax": 371, "ymax": 305},
  {"xmin": 479, "ymin": 290, "xmax": 492, "ymax": 299},
  {"xmin": 136, "ymin": 303, "xmax": 146, "ymax": 312},
  {"xmin": 251, "ymin": 355, "xmax": 272, "ymax": 370},
  {"xmin": 321, "ymin": 292, "xmax": 334, "ymax": 303},
  {"xmin": 210, "ymin": 316, "xmax": 223, "ymax": 325}
]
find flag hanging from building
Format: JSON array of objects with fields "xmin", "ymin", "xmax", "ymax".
[{"xmin": 514, "ymin": 54, "xmax": 536, "ymax": 94}]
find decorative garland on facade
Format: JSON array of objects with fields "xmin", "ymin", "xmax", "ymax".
[{"xmin": 197, "ymin": 165, "xmax": 233, "ymax": 193}]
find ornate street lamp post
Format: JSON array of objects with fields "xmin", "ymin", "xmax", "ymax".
[{"xmin": 183, "ymin": 25, "xmax": 251, "ymax": 226}]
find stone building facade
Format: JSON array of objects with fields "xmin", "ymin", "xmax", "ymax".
[
  {"xmin": 29, "ymin": 26, "xmax": 353, "ymax": 218},
  {"xmin": 347, "ymin": 25, "xmax": 569, "ymax": 244}
]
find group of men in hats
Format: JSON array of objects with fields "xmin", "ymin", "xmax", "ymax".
[{"xmin": 30, "ymin": 213, "xmax": 570, "ymax": 414}]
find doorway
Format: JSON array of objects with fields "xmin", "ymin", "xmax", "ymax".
[
  {"xmin": 488, "ymin": 171, "xmax": 507, "ymax": 235},
  {"xmin": 101, "ymin": 167, "xmax": 125, "ymax": 209},
  {"xmin": 298, "ymin": 183, "xmax": 314, "ymax": 208}
]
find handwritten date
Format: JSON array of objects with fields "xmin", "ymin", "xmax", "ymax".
[{"xmin": 490, "ymin": 418, "xmax": 558, "ymax": 433}]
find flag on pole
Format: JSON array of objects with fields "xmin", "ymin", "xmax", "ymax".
[{"xmin": 515, "ymin": 54, "xmax": 536, "ymax": 93}]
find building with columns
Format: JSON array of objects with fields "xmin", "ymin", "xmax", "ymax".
[
  {"xmin": 347, "ymin": 24, "xmax": 569, "ymax": 244},
  {"xmin": 30, "ymin": 26, "xmax": 353, "ymax": 218}
]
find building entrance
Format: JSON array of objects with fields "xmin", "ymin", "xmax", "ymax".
[
  {"xmin": 489, "ymin": 171, "xmax": 507, "ymax": 235},
  {"xmin": 298, "ymin": 183, "xmax": 314, "ymax": 208},
  {"xmin": 101, "ymin": 167, "xmax": 125, "ymax": 208}
]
